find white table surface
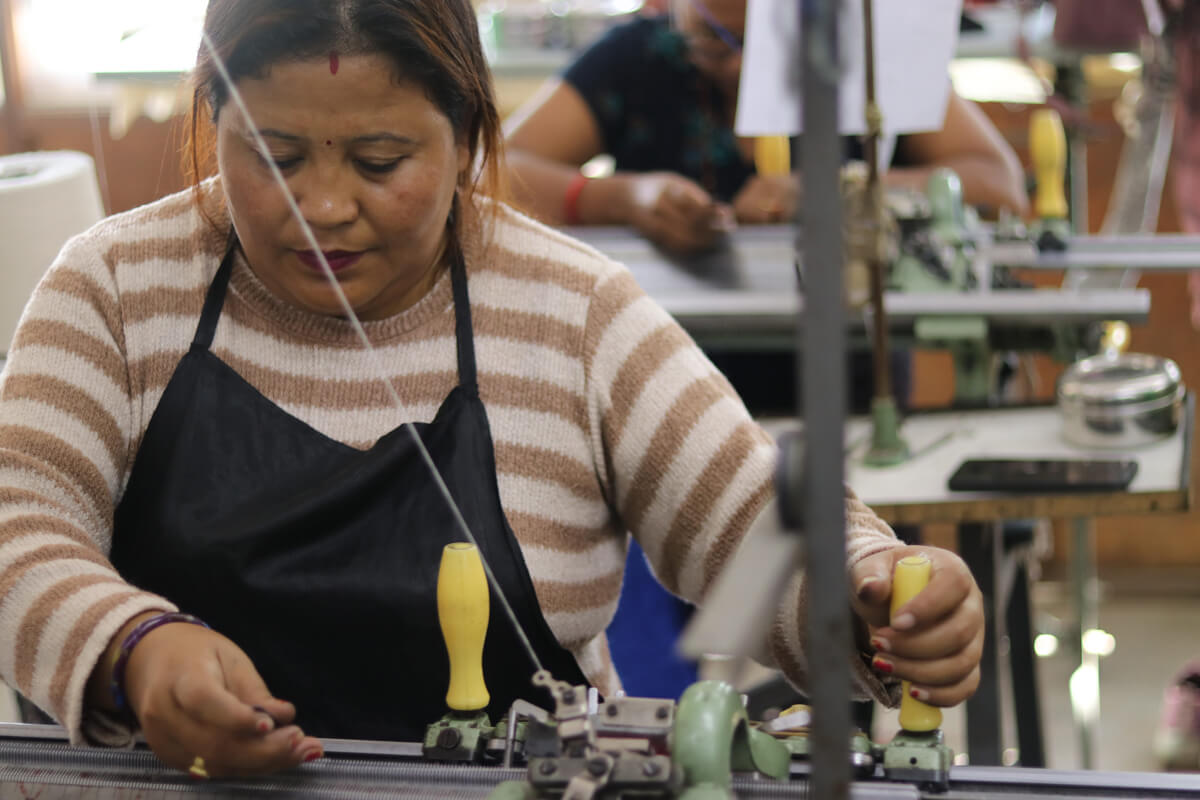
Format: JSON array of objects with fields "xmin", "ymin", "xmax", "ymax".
[
  {"xmin": 562, "ymin": 226, "xmax": 1150, "ymax": 343},
  {"xmin": 761, "ymin": 400, "xmax": 1192, "ymax": 524}
]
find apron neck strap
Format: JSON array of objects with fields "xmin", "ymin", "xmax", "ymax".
[
  {"xmin": 449, "ymin": 246, "xmax": 477, "ymax": 392},
  {"xmin": 192, "ymin": 237, "xmax": 239, "ymax": 350}
]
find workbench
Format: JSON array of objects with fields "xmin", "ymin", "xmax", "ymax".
[
  {"xmin": 563, "ymin": 226, "xmax": 1150, "ymax": 348},
  {"xmin": 759, "ymin": 401, "xmax": 1193, "ymax": 526},
  {"xmin": 761, "ymin": 397, "xmax": 1195, "ymax": 770}
]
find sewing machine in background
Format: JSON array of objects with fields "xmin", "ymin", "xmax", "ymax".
[{"xmin": 567, "ymin": 103, "xmax": 1196, "ymax": 413}]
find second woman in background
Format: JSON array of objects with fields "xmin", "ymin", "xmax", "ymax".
[{"xmin": 504, "ymin": 0, "xmax": 1029, "ymax": 255}]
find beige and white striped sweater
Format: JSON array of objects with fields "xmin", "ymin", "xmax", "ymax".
[{"xmin": 0, "ymin": 181, "xmax": 900, "ymax": 745}]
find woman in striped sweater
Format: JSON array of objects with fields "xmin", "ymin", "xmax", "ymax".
[{"xmin": 0, "ymin": 0, "xmax": 983, "ymax": 778}]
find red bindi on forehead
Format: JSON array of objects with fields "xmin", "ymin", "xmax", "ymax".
[{"xmin": 330, "ymin": 52, "xmax": 340, "ymax": 75}]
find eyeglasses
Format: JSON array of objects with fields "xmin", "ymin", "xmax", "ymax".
[{"xmin": 677, "ymin": 0, "xmax": 743, "ymax": 67}]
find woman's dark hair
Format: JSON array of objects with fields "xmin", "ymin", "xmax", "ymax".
[{"xmin": 186, "ymin": 0, "xmax": 505, "ymax": 234}]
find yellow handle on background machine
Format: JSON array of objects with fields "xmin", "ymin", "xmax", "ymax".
[
  {"xmin": 1029, "ymin": 108, "xmax": 1071, "ymax": 250},
  {"xmin": 1030, "ymin": 108, "xmax": 1068, "ymax": 223},
  {"xmin": 754, "ymin": 136, "xmax": 791, "ymax": 178}
]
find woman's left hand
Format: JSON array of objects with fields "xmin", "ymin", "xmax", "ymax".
[{"xmin": 849, "ymin": 545, "xmax": 984, "ymax": 707}]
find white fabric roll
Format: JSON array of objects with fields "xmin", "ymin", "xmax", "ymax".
[{"xmin": 0, "ymin": 151, "xmax": 105, "ymax": 356}]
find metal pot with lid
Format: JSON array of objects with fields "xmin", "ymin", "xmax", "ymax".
[{"xmin": 1057, "ymin": 352, "xmax": 1185, "ymax": 448}]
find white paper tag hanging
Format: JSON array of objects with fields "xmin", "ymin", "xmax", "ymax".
[{"xmin": 735, "ymin": 0, "xmax": 962, "ymax": 138}]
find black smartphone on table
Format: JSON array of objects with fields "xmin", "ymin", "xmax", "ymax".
[{"xmin": 947, "ymin": 458, "xmax": 1138, "ymax": 493}]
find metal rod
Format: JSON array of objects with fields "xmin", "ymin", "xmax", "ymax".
[
  {"xmin": 1063, "ymin": 64, "xmax": 1090, "ymax": 235},
  {"xmin": 800, "ymin": 0, "xmax": 851, "ymax": 797},
  {"xmin": 997, "ymin": 251, "xmax": 1200, "ymax": 270},
  {"xmin": 958, "ymin": 524, "xmax": 1003, "ymax": 765},
  {"xmin": 860, "ymin": 0, "xmax": 891, "ymax": 402},
  {"xmin": 1070, "ymin": 517, "xmax": 1099, "ymax": 771},
  {"xmin": 862, "ymin": 0, "xmax": 878, "ymax": 189},
  {"xmin": 1051, "ymin": 233, "xmax": 1200, "ymax": 252}
]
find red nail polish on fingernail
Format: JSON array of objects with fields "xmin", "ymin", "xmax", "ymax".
[
  {"xmin": 303, "ymin": 750, "xmax": 323, "ymax": 763},
  {"xmin": 910, "ymin": 688, "xmax": 928, "ymax": 701},
  {"xmin": 871, "ymin": 656, "xmax": 893, "ymax": 674}
]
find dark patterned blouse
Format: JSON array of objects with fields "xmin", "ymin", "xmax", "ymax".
[
  {"xmin": 563, "ymin": 15, "xmax": 754, "ymax": 203},
  {"xmin": 563, "ymin": 16, "xmax": 901, "ymax": 203}
]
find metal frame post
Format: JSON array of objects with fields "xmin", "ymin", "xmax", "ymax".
[{"xmin": 799, "ymin": 1, "xmax": 851, "ymax": 797}]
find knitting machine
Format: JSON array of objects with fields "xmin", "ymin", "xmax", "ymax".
[
  {"xmin": 3, "ymin": 543, "xmax": 1200, "ymax": 799},
  {"xmin": 4, "ymin": 719, "xmax": 1200, "ymax": 799}
]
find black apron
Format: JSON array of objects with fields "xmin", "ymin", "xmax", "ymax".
[{"xmin": 110, "ymin": 242, "xmax": 589, "ymax": 741}]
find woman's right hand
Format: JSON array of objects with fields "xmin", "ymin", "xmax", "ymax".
[
  {"xmin": 623, "ymin": 172, "xmax": 734, "ymax": 254},
  {"xmin": 122, "ymin": 621, "xmax": 322, "ymax": 777}
]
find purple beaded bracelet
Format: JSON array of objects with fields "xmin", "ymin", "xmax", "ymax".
[{"xmin": 109, "ymin": 612, "xmax": 210, "ymax": 716}]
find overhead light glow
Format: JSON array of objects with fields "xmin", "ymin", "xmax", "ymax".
[
  {"xmin": 1082, "ymin": 628, "xmax": 1116, "ymax": 658},
  {"xmin": 1069, "ymin": 662, "xmax": 1100, "ymax": 725},
  {"xmin": 1033, "ymin": 633, "xmax": 1059, "ymax": 658},
  {"xmin": 1109, "ymin": 53, "xmax": 1142, "ymax": 73}
]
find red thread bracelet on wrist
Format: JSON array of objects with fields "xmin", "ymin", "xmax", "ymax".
[
  {"xmin": 109, "ymin": 612, "xmax": 210, "ymax": 716},
  {"xmin": 563, "ymin": 172, "xmax": 589, "ymax": 225}
]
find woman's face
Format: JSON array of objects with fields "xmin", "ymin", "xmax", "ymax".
[
  {"xmin": 673, "ymin": 0, "xmax": 746, "ymax": 96},
  {"xmin": 216, "ymin": 53, "xmax": 469, "ymax": 320}
]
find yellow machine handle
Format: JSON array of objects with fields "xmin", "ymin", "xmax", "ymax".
[
  {"xmin": 891, "ymin": 554, "xmax": 943, "ymax": 733},
  {"xmin": 1030, "ymin": 108, "xmax": 1068, "ymax": 221},
  {"xmin": 754, "ymin": 136, "xmax": 791, "ymax": 178},
  {"xmin": 438, "ymin": 542, "xmax": 490, "ymax": 712}
]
